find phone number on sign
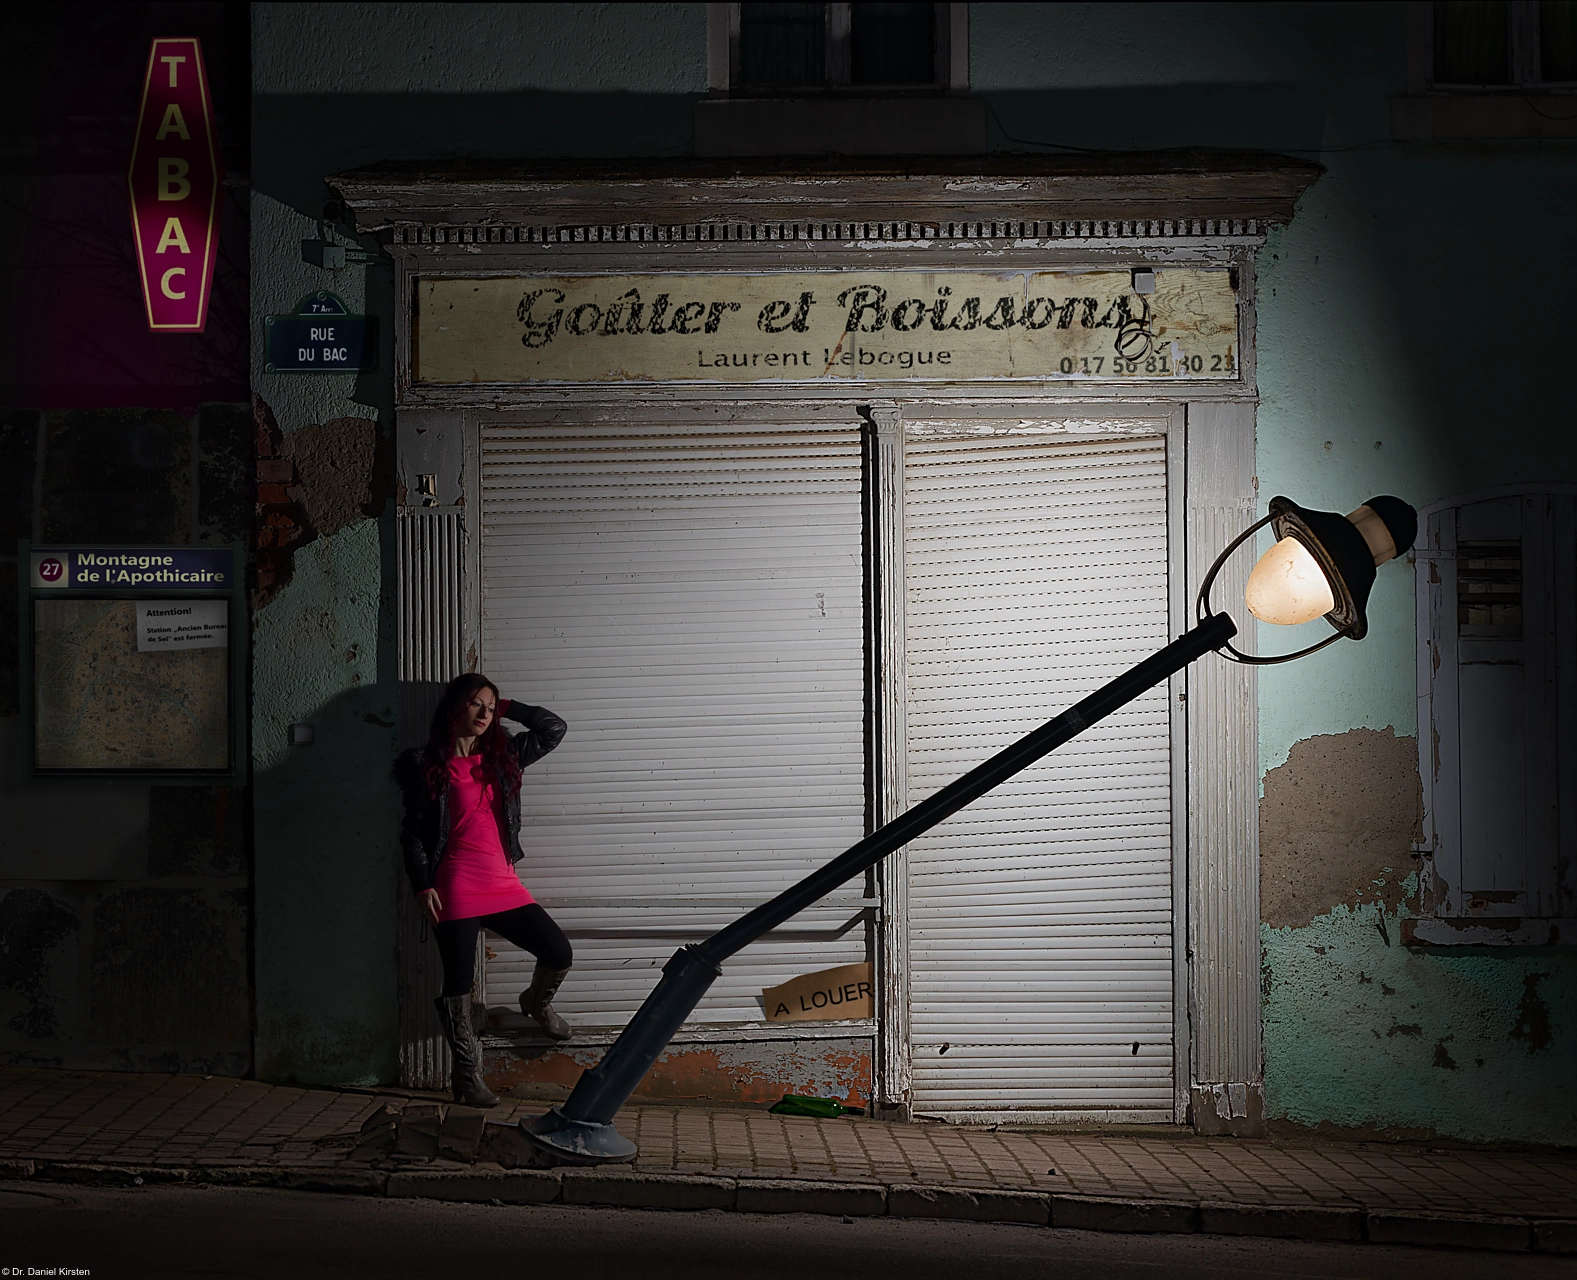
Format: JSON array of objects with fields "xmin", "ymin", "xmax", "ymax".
[{"xmin": 1058, "ymin": 353, "xmax": 1237, "ymax": 376}]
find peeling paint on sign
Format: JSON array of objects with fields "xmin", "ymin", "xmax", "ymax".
[{"xmin": 415, "ymin": 270, "xmax": 1238, "ymax": 384}]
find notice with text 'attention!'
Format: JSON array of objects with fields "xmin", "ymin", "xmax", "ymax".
[{"xmin": 136, "ymin": 600, "xmax": 228, "ymax": 652}]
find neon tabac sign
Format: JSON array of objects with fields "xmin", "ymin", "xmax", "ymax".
[{"xmin": 128, "ymin": 38, "xmax": 221, "ymax": 332}]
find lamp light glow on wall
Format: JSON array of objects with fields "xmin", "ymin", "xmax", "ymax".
[{"xmin": 518, "ymin": 492, "xmax": 1419, "ymax": 1165}]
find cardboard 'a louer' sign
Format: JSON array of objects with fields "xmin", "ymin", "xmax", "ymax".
[{"xmin": 763, "ymin": 963, "xmax": 873, "ymax": 1023}]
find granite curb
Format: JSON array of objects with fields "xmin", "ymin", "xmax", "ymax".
[{"xmin": 3, "ymin": 1161, "xmax": 1571, "ymax": 1254}]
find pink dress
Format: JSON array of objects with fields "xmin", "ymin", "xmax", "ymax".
[{"xmin": 433, "ymin": 754, "xmax": 533, "ymax": 922}]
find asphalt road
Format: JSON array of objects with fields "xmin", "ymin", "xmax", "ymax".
[{"xmin": 0, "ymin": 1182, "xmax": 1562, "ymax": 1280}]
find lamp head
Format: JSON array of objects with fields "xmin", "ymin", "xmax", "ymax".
[{"xmin": 1246, "ymin": 495, "xmax": 1417, "ymax": 639}]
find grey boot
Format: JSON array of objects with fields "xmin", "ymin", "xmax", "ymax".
[
  {"xmin": 519, "ymin": 964, "xmax": 573, "ymax": 1040},
  {"xmin": 434, "ymin": 994, "xmax": 499, "ymax": 1107}
]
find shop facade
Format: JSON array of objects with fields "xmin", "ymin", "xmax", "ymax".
[
  {"xmin": 240, "ymin": 3, "xmax": 1577, "ymax": 1146},
  {"xmin": 332, "ymin": 161, "xmax": 1316, "ymax": 1129}
]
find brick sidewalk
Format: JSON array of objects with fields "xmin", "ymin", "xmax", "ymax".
[{"xmin": 1, "ymin": 1067, "xmax": 1573, "ymax": 1252}]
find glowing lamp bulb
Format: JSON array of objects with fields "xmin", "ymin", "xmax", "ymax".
[{"xmin": 1245, "ymin": 536, "xmax": 1336, "ymax": 625}]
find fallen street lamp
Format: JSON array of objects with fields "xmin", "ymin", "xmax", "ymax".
[{"xmin": 520, "ymin": 494, "xmax": 1419, "ymax": 1163}]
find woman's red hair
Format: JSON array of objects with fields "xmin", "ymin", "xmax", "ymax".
[{"xmin": 420, "ymin": 673, "xmax": 522, "ymax": 799}]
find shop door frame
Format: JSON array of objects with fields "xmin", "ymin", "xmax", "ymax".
[
  {"xmin": 385, "ymin": 221, "xmax": 1264, "ymax": 1129},
  {"xmin": 863, "ymin": 401, "xmax": 1189, "ymax": 1124}
]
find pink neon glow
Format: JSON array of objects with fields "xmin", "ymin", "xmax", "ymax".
[{"xmin": 128, "ymin": 38, "xmax": 221, "ymax": 333}]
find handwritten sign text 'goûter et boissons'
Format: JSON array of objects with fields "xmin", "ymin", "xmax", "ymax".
[{"xmin": 416, "ymin": 270, "xmax": 1238, "ymax": 384}]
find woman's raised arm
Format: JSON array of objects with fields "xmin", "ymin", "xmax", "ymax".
[{"xmin": 499, "ymin": 700, "xmax": 567, "ymax": 767}]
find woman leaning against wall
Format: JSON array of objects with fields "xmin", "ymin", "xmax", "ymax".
[{"xmin": 394, "ymin": 675, "xmax": 574, "ymax": 1106}]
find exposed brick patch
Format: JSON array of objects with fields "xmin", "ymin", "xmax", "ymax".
[
  {"xmin": 252, "ymin": 393, "xmax": 310, "ymax": 610},
  {"xmin": 250, "ymin": 396, "xmax": 390, "ymax": 609}
]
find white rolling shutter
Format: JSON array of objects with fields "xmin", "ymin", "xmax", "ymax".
[
  {"xmin": 479, "ymin": 417, "xmax": 868, "ymax": 1026},
  {"xmin": 904, "ymin": 433, "xmax": 1174, "ymax": 1118}
]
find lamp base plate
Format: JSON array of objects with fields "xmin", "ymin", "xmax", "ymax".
[{"xmin": 519, "ymin": 1108, "xmax": 638, "ymax": 1165}]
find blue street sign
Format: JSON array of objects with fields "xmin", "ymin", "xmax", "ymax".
[{"xmin": 265, "ymin": 291, "xmax": 376, "ymax": 372}]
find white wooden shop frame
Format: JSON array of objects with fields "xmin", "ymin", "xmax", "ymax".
[{"xmin": 344, "ymin": 161, "xmax": 1314, "ymax": 1132}]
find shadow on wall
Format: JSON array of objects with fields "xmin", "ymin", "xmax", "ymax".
[
  {"xmin": 1260, "ymin": 727, "xmax": 1577, "ymax": 1145},
  {"xmin": 250, "ymin": 682, "xmax": 402, "ymax": 1087},
  {"xmin": 0, "ymin": 782, "xmax": 250, "ymax": 1075},
  {"xmin": 982, "ymin": 85, "xmax": 1330, "ymax": 155},
  {"xmin": 0, "ymin": 403, "xmax": 255, "ymax": 1075}
]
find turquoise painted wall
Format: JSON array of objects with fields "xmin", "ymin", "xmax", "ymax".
[
  {"xmin": 251, "ymin": 2, "xmax": 1574, "ymax": 1133},
  {"xmin": 1264, "ymin": 894, "xmax": 1577, "ymax": 1144},
  {"xmin": 972, "ymin": 1, "xmax": 1575, "ymax": 1143}
]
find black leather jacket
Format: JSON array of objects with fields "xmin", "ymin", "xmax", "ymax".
[{"xmin": 393, "ymin": 700, "xmax": 567, "ymax": 895}]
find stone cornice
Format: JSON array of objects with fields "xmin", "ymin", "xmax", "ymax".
[{"xmin": 331, "ymin": 152, "xmax": 1323, "ymax": 244}]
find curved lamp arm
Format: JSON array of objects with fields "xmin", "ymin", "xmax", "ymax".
[{"xmin": 1196, "ymin": 512, "xmax": 1344, "ymax": 666}]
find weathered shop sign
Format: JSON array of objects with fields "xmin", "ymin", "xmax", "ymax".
[{"xmin": 416, "ymin": 269, "xmax": 1237, "ymax": 384}]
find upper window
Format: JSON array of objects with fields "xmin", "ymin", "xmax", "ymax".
[
  {"xmin": 720, "ymin": 3, "xmax": 961, "ymax": 92},
  {"xmin": 1429, "ymin": 0, "xmax": 1577, "ymax": 89}
]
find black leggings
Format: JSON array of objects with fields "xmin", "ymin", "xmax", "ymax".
[{"xmin": 434, "ymin": 904, "xmax": 573, "ymax": 998}]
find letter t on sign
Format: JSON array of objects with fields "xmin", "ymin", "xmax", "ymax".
[{"xmin": 128, "ymin": 38, "xmax": 220, "ymax": 332}]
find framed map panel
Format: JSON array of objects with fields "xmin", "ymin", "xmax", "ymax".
[{"xmin": 18, "ymin": 544, "xmax": 246, "ymax": 784}]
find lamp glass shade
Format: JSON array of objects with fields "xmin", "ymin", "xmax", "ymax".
[{"xmin": 1245, "ymin": 536, "xmax": 1337, "ymax": 625}]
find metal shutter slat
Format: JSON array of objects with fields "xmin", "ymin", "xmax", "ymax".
[
  {"xmin": 905, "ymin": 433, "xmax": 1173, "ymax": 1115},
  {"xmin": 481, "ymin": 419, "xmax": 867, "ymax": 1025}
]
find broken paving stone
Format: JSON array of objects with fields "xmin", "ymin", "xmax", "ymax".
[
  {"xmin": 393, "ymin": 1103, "xmax": 444, "ymax": 1160},
  {"xmin": 478, "ymin": 1120, "xmax": 557, "ymax": 1170},
  {"xmin": 348, "ymin": 1129, "xmax": 395, "ymax": 1162},
  {"xmin": 348, "ymin": 1103, "xmax": 402, "ymax": 1161},
  {"xmin": 439, "ymin": 1107, "xmax": 486, "ymax": 1162},
  {"xmin": 358, "ymin": 1102, "xmax": 403, "ymax": 1134}
]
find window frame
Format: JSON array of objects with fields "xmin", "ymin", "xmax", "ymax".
[
  {"xmin": 707, "ymin": 3, "xmax": 970, "ymax": 96},
  {"xmin": 1410, "ymin": 484, "xmax": 1577, "ymax": 947},
  {"xmin": 1409, "ymin": 1, "xmax": 1577, "ymax": 93}
]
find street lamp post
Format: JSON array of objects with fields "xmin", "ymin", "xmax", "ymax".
[{"xmin": 521, "ymin": 494, "xmax": 1418, "ymax": 1164}]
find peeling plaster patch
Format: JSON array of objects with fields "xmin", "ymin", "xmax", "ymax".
[
  {"xmin": 280, "ymin": 416, "xmax": 392, "ymax": 538},
  {"xmin": 1260, "ymin": 727, "xmax": 1421, "ymax": 928},
  {"xmin": 1509, "ymin": 972, "xmax": 1552, "ymax": 1051},
  {"xmin": 0, "ymin": 890, "xmax": 79, "ymax": 1038},
  {"xmin": 485, "ymin": 1038, "xmax": 874, "ymax": 1108},
  {"xmin": 254, "ymin": 394, "xmax": 392, "ymax": 610},
  {"xmin": 1262, "ymin": 899, "xmax": 1577, "ymax": 1144}
]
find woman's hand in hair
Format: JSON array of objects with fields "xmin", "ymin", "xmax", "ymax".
[{"xmin": 418, "ymin": 888, "xmax": 442, "ymax": 926}]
